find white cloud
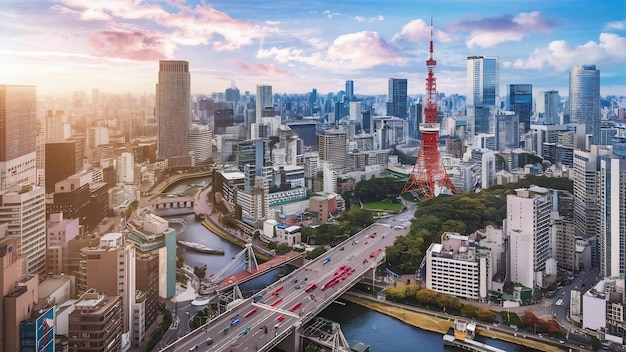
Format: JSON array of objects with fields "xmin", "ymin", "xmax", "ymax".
[
  {"xmin": 392, "ymin": 19, "xmax": 453, "ymax": 43},
  {"xmin": 509, "ymin": 33, "xmax": 626, "ymax": 71},
  {"xmin": 606, "ymin": 21, "xmax": 626, "ymax": 30},
  {"xmin": 459, "ymin": 11, "xmax": 554, "ymax": 48},
  {"xmin": 327, "ymin": 31, "xmax": 407, "ymax": 70}
]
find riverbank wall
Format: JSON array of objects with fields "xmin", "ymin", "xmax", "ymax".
[
  {"xmin": 200, "ymin": 218, "xmax": 273, "ymax": 262},
  {"xmin": 343, "ymin": 293, "xmax": 565, "ymax": 352}
]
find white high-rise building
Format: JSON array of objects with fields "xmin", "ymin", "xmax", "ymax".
[
  {"xmin": 90, "ymin": 126, "xmax": 110, "ymax": 148},
  {"xmin": 481, "ymin": 151, "xmax": 496, "ymax": 190},
  {"xmin": 349, "ymin": 101, "xmax": 362, "ymax": 122},
  {"xmin": 0, "ymin": 184, "xmax": 46, "ymax": 276},
  {"xmin": 507, "ymin": 186, "xmax": 552, "ymax": 289},
  {"xmin": 156, "ymin": 60, "xmax": 190, "ymax": 161},
  {"xmin": 188, "ymin": 125, "xmax": 213, "ymax": 165},
  {"xmin": 256, "ymin": 84, "xmax": 273, "ymax": 122},
  {"xmin": 569, "ymin": 65, "xmax": 601, "ymax": 144},
  {"xmin": 425, "ymin": 232, "xmax": 490, "ymax": 301},
  {"xmin": 597, "ymin": 155, "xmax": 626, "ymax": 278},
  {"xmin": 536, "ymin": 90, "xmax": 560, "ymax": 125},
  {"xmin": 573, "ymin": 147, "xmax": 610, "ymax": 239},
  {"xmin": 116, "ymin": 152, "xmax": 134, "ymax": 185}
]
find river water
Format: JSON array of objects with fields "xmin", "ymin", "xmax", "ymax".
[{"xmin": 159, "ymin": 180, "xmax": 537, "ymax": 351}]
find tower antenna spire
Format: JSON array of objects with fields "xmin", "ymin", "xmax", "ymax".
[{"xmin": 429, "ymin": 15, "xmax": 434, "ymax": 59}]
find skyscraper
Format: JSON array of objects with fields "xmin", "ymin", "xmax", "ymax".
[
  {"xmin": 467, "ymin": 56, "xmax": 499, "ymax": 137},
  {"xmin": 0, "ymin": 85, "xmax": 37, "ymax": 189},
  {"xmin": 345, "ymin": 80, "xmax": 354, "ymax": 101},
  {"xmin": 386, "ymin": 78, "xmax": 407, "ymax": 119},
  {"xmin": 569, "ymin": 65, "xmax": 600, "ymax": 144},
  {"xmin": 536, "ymin": 90, "xmax": 560, "ymax": 125},
  {"xmin": 0, "ymin": 184, "xmax": 46, "ymax": 276},
  {"xmin": 508, "ymin": 84, "xmax": 532, "ymax": 133},
  {"xmin": 506, "ymin": 186, "xmax": 552, "ymax": 289},
  {"xmin": 317, "ymin": 131, "xmax": 347, "ymax": 172},
  {"xmin": 256, "ymin": 84, "xmax": 273, "ymax": 122},
  {"xmin": 156, "ymin": 60, "xmax": 190, "ymax": 161},
  {"xmin": 44, "ymin": 140, "xmax": 84, "ymax": 194},
  {"xmin": 597, "ymin": 155, "xmax": 626, "ymax": 277}
]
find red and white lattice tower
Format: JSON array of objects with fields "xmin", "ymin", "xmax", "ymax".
[{"xmin": 401, "ymin": 17, "xmax": 456, "ymax": 199}]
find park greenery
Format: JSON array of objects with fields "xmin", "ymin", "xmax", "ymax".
[
  {"xmin": 299, "ymin": 173, "xmax": 572, "ymax": 276},
  {"xmin": 301, "ymin": 207, "xmax": 376, "ymax": 246},
  {"xmin": 385, "ymin": 175, "xmax": 573, "ymax": 274},
  {"xmin": 353, "ymin": 176, "xmax": 404, "ymax": 202}
]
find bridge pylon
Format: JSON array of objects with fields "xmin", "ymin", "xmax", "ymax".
[{"xmin": 243, "ymin": 242, "xmax": 259, "ymax": 273}]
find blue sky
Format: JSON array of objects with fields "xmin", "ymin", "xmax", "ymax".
[{"xmin": 1, "ymin": 0, "xmax": 626, "ymax": 97}]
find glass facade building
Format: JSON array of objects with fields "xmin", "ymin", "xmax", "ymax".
[
  {"xmin": 386, "ymin": 78, "xmax": 407, "ymax": 119},
  {"xmin": 569, "ymin": 65, "xmax": 601, "ymax": 144},
  {"xmin": 466, "ymin": 56, "xmax": 499, "ymax": 136},
  {"xmin": 508, "ymin": 84, "xmax": 532, "ymax": 133}
]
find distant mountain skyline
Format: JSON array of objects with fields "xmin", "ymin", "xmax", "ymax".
[{"xmin": 2, "ymin": 0, "xmax": 626, "ymax": 97}]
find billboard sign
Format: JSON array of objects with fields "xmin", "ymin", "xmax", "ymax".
[{"xmin": 36, "ymin": 307, "xmax": 55, "ymax": 352}]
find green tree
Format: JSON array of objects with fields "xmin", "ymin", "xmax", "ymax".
[
  {"xmin": 590, "ymin": 335, "xmax": 601, "ymax": 350},
  {"xmin": 416, "ymin": 288, "xmax": 439, "ymax": 306},
  {"xmin": 306, "ymin": 246, "xmax": 326, "ymax": 260},
  {"xmin": 385, "ymin": 286, "xmax": 408, "ymax": 300},
  {"xmin": 305, "ymin": 344, "xmax": 320, "ymax": 352},
  {"xmin": 476, "ymin": 307, "xmax": 496, "ymax": 322},
  {"xmin": 276, "ymin": 244, "xmax": 292, "ymax": 255},
  {"xmin": 460, "ymin": 304, "xmax": 478, "ymax": 318},
  {"xmin": 222, "ymin": 215, "xmax": 238, "ymax": 229}
]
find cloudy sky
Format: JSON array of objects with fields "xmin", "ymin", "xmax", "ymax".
[{"xmin": 2, "ymin": 0, "xmax": 626, "ymax": 97}]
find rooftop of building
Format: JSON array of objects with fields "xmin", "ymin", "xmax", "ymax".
[{"xmin": 38, "ymin": 275, "xmax": 74, "ymax": 299}]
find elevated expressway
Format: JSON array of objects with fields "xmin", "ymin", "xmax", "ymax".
[{"xmin": 161, "ymin": 219, "xmax": 411, "ymax": 352}]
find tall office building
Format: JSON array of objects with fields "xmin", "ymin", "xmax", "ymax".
[
  {"xmin": 495, "ymin": 111, "xmax": 520, "ymax": 151},
  {"xmin": 256, "ymin": 84, "xmax": 273, "ymax": 122},
  {"xmin": 506, "ymin": 186, "xmax": 552, "ymax": 289},
  {"xmin": 597, "ymin": 155, "xmax": 626, "ymax": 278},
  {"xmin": 156, "ymin": 60, "xmax": 190, "ymax": 161},
  {"xmin": 573, "ymin": 147, "xmax": 609, "ymax": 240},
  {"xmin": 386, "ymin": 78, "xmax": 408, "ymax": 119},
  {"xmin": 508, "ymin": 84, "xmax": 532, "ymax": 133},
  {"xmin": 44, "ymin": 140, "xmax": 84, "ymax": 194},
  {"xmin": 317, "ymin": 131, "xmax": 347, "ymax": 172},
  {"xmin": 0, "ymin": 184, "xmax": 46, "ymax": 276},
  {"xmin": 569, "ymin": 65, "xmax": 600, "ymax": 144},
  {"xmin": 116, "ymin": 151, "xmax": 134, "ymax": 184},
  {"xmin": 0, "ymin": 85, "xmax": 37, "ymax": 189},
  {"xmin": 536, "ymin": 90, "xmax": 560, "ymax": 125},
  {"xmin": 467, "ymin": 56, "xmax": 499, "ymax": 137},
  {"xmin": 345, "ymin": 80, "xmax": 354, "ymax": 101}
]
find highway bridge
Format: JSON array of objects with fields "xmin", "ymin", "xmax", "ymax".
[{"xmin": 161, "ymin": 218, "xmax": 412, "ymax": 352}]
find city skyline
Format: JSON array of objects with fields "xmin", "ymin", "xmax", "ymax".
[{"xmin": 2, "ymin": 1, "xmax": 626, "ymax": 97}]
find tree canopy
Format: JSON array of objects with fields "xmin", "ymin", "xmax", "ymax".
[
  {"xmin": 354, "ymin": 177, "xmax": 404, "ymax": 202},
  {"xmin": 385, "ymin": 175, "xmax": 573, "ymax": 274}
]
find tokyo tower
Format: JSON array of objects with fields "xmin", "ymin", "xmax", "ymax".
[{"xmin": 401, "ymin": 17, "xmax": 456, "ymax": 199}]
